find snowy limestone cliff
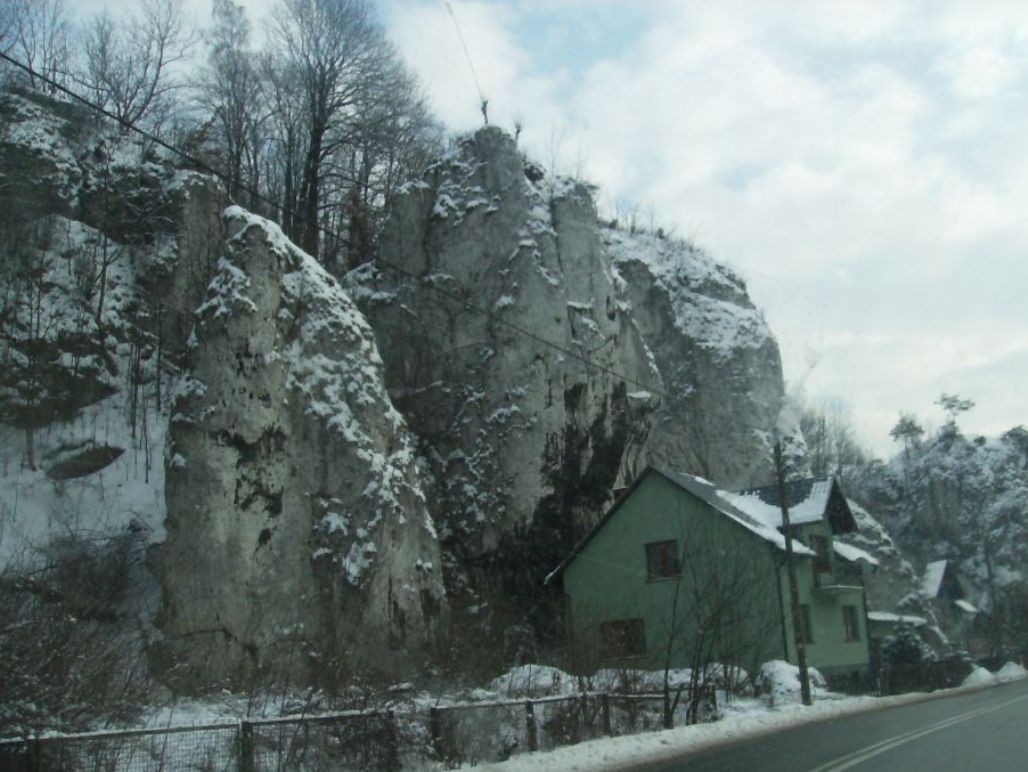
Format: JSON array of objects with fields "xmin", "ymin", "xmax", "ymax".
[
  {"xmin": 347, "ymin": 127, "xmax": 797, "ymax": 633},
  {"xmin": 152, "ymin": 209, "xmax": 445, "ymax": 689},
  {"xmin": 0, "ymin": 88, "xmax": 445, "ymax": 691},
  {"xmin": 0, "ymin": 87, "xmax": 220, "ymax": 569},
  {"xmin": 2, "ymin": 90, "xmax": 820, "ymax": 687},
  {"xmin": 348, "ymin": 128, "xmax": 662, "ymax": 616},
  {"xmin": 607, "ymin": 230, "xmax": 798, "ymax": 488}
]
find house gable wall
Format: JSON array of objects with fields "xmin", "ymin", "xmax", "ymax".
[{"xmin": 563, "ymin": 471, "xmax": 785, "ymax": 672}]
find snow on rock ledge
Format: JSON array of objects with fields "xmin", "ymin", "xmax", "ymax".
[
  {"xmin": 152, "ymin": 207, "xmax": 445, "ymax": 690},
  {"xmin": 608, "ymin": 230, "xmax": 799, "ymax": 487}
]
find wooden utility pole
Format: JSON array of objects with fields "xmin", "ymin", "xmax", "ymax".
[{"xmin": 774, "ymin": 441, "xmax": 812, "ymax": 706}]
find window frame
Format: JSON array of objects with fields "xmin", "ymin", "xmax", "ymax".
[
  {"xmin": 796, "ymin": 603, "xmax": 814, "ymax": 645},
  {"xmin": 644, "ymin": 539, "xmax": 682, "ymax": 581},
  {"xmin": 842, "ymin": 604, "xmax": 860, "ymax": 642},
  {"xmin": 808, "ymin": 534, "xmax": 831, "ymax": 574}
]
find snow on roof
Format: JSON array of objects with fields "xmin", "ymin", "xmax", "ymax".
[
  {"xmin": 955, "ymin": 599, "xmax": 979, "ymax": 615},
  {"xmin": 546, "ymin": 467, "xmax": 816, "ymax": 583},
  {"xmin": 833, "ymin": 541, "xmax": 880, "ymax": 566},
  {"xmin": 723, "ymin": 478, "xmax": 834, "ymax": 529},
  {"xmin": 659, "ymin": 470, "xmax": 815, "ymax": 556},
  {"xmin": 867, "ymin": 611, "xmax": 927, "ymax": 627},
  {"xmin": 921, "ymin": 560, "xmax": 947, "ymax": 598}
]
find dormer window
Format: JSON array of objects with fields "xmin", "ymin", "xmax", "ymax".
[{"xmin": 809, "ymin": 535, "xmax": 831, "ymax": 574}]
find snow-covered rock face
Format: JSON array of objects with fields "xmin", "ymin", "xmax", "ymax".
[
  {"xmin": 153, "ymin": 209, "xmax": 445, "ymax": 690},
  {"xmin": 0, "ymin": 88, "xmax": 222, "ymax": 564},
  {"xmin": 349, "ymin": 127, "xmax": 794, "ymax": 630},
  {"xmin": 608, "ymin": 231, "xmax": 794, "ymax": 488},
  {"xmin": 349, "ymin": 128, "xmax": 662, "ymax": 601}
]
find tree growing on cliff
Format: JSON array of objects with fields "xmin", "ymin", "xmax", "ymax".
[
  {"xmin": 1, "ymin": 0, "xmax": 70, "ymax": 92},
  {"xmin": 269, "ymin": 0, "xmax": 391, "ymax": 257},
  {"xmin": 79, "ymin": 0, "xmax": 194, "ymax": 128},
  {"xmin": 198, "ymin": 0, "xmax": 264, "ymax": 206},
  {"xmin": 267, "ymin": 0, "xmax": 438, "ymax": 269}
]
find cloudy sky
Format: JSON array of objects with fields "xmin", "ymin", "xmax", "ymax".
[{"xmin": 75, "ymin": 0, "xmax": 1028, "ymax": 455}]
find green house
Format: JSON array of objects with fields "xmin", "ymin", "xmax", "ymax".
[{"xmin": 549, "ymin": 468, "xmax": 874, "ymax": 682}]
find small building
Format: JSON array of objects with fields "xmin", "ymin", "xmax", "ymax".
[
  {"xmin": 921, "ymin": 559, "xmax": 981, "ymax": 654},
  {"xmin": 549, "ymin": 468, "xmax": 873, "ymax": 682}
]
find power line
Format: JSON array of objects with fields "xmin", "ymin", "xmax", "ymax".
[
  {"xmin": 444, "ymin": 1, "xmax": 486, "ymax": 108},
  {"xmin": 0, "ymin": 51, "xmax": 668, "ymax": 400}
]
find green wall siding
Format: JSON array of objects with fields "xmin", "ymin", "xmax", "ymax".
[
  {"xmin": 778, "ymin": 522, "xmax": 871, "ymax": 673},
  {"xmin": 564, "ymin": 472, "xmax": 785, "ymax": 672},
  {"xmin": 562, "ymin": 471, "xmax": 870, "ymax": 675}
]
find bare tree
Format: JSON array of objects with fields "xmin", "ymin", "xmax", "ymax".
[
  {"xmin": 657, "ymin": 509, "xmax": 783, "ymax": 727},
  {"xmin": 198, "ymin": 0, "xmax": 264, "ymax": 205},
  {"xmin": 3, "ymin": 0, "xmax": 70, "ymax": 92},
  {"xmin": 798, "ymin": 395, "xmax": 869, "ymax": 485},
  {"xmin": 269, "ymin": 0, "xmax": 394, "ymax": 257},
  {"xmin": 79, "ymin": 0, "xmax": 194, "ymax": 128}
]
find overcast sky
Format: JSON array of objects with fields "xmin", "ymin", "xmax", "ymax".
[{"xmin": 75, "ymin": 0, "xmax": 1028, "ymax": 455}]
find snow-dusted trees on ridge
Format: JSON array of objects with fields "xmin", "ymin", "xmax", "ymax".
[
  {"xmin": 2, "ymin": 0, "xmax": 440, "ymax": 274},
  {"xmin": 798, "ymin": 396, "xmax": 868, "ymax": 487}
]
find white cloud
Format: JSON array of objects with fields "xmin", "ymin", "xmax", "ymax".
[
  {"xmin": 382, "ymin": 0, "xmax": 1028, "ymax": 455},
  {"xmin": 69, "ymin": 1, "xmax": 1028, "ymax": 457}
]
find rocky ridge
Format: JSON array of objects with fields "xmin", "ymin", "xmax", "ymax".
[{"xmin": 2, "ymin": 88, "xmax": 818, "ymax": 687}]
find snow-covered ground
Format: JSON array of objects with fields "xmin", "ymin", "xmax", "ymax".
[{"xmin": 477, "ymin": 662, "xmax": 1028, "ymax": 772}]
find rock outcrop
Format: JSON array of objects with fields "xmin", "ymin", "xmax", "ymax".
[
  {"xmin": 347, "ymin": 128, "xmax": 799, "ymax": 639},
  {"xmin": 153, "ymin": 208, "xmax": 445, "ymax": 689},
  {"xmin": 348, "ymin": 129, "xmax": 662, "ymax": 618},
  {"xmin": 607, "ymin": 230, "xmax": 800, "ymax": 488},
  {"xmin": 1, "ymin": 88, "xmax": 821, "ymax": 687},
  {"xmin": 0, "ymin": 87, "xmax": 221, "ymax": 566}
]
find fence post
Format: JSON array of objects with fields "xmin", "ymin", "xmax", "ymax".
[
  {"xmin": 428, "ymin": 707, "xmax": 443, "ymax": 760},
  {"xmin": 238, "ymin": 720, "xmax": 255, "ymax": 772},
  {"xmin": 525, "ymin": 701, "xmax": 538, "ymax": 752},
  {"xmin": 601, "ymin": 694, "xmax": 612, "ymax": 736},
  {"xmin": 27, "ymin": 737, "xmax": 41, "ymax": 772},
  {"xmin": 384, "ymin": 710, "xmax": 401, "ymax": 772},
  {"xmin": 580, "ymin": 694, "xmax": 589, "ymax": 741}
]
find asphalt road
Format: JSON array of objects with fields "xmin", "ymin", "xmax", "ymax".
[{"xmin": 635, "ymin": 678, "xmax": 1028, "ymax": 772}]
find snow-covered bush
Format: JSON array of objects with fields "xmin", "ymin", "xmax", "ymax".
[
  {"xmin": 755, "ymin": 660, "xmax": 825, "ymax": 706},
  {"xmin": 883, "ymin": 624, "xmax": 936, "ymax": 665}
]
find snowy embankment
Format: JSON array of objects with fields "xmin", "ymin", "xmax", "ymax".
[{"xmin": 480, "ymin": 662, "xmax": 1028, "ymax": 772}]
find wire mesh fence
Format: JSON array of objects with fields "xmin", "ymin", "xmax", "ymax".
[
  {"xmin": 0, "ymin": 723, "xmax": 240, "ymax": 771},
  {"xmin": 0, "ymin": 690, "xmax": 706, "ymax": 770},
  {"xmin": 247, "ymin": 711, "xmax": 400, "ymax": 771}
]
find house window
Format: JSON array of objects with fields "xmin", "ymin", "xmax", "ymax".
[
  {"xmin": 809, "ymin": 535, "xmax": 831, "ymax": 574},
  {"xmin": 796, "ymin": 604, "xmax": 814, "ymax": 645},
  {"xmin": 600, "ymin": 618, "xmax": 646, "ymax": 659},
  {"xmin": 645, "ymin": 540, "xmax": 681, "ymax": 580},
  {"xmin": 842, "ymin": 605, "xmax": 860, "ymax": 642}
]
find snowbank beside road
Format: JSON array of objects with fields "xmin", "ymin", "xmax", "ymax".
[{"xmin": 481, "ymin": 666, "xmax": 1021, "ymax": 772}]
